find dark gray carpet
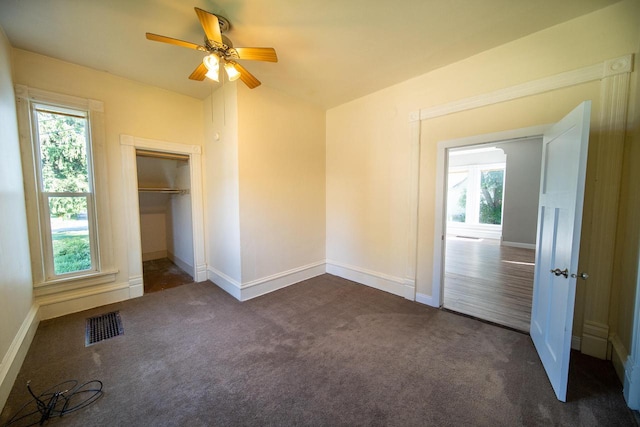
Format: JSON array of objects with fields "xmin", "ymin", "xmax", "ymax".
[{"xmin": 1, "ymin": 274, "xmax": 636, "ymax": 426}]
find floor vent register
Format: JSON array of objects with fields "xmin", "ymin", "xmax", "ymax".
[{"xmin": 85, "ymin": 311, "xmax": 124, "ymax": 346}]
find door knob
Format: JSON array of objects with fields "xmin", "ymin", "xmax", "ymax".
[
  {"xmin": 571, "ymin": 272, "xmax": 589, "ymax": 280},
  {"xmin": 550, "ymin": 268, "xmax": 569, "ymax": 278}
]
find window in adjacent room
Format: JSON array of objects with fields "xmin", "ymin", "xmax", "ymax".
[{"xmin": 447, "ymin": 163, "xmax": 505, "ymax": 226}]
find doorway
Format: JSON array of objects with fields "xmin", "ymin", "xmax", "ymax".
[
  {"xmin": 136, "ymin": 150, "xmax": 194, "ymax": 293},
  {"xmin": 441, "ymin": 137, "xmax": 542, "ymax": 331},
  {"xmin": 120, "ymin": 135, "xmax": 207, "ymax": 299}
]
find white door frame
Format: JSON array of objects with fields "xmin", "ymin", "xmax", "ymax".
[
  {"xmin": 120, "ymin": 135, "xmax": 207, "ymax": 297},
  {"xmin": 430, "ymin": 126, "xmax": 548, "ymax": 308},
  {"xmin": 407, "ymin": 55, "xmax": 632, "ymax": 320},
  {"xmin": 406, "ymin": 53, "xmax": 633, "ymax": 403}
]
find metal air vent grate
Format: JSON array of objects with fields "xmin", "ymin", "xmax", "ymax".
[{"xmin": 85, "ymin": 311, "xmax": 124, "ymax": 346}]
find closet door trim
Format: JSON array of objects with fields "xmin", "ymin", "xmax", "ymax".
[{"xmin": 121, "ymin": 134, "xmax": 206, "ymax": 298}]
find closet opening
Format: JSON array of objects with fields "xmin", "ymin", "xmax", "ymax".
[{"xmin": 136, "ymin": 149, "xmax": 195, "ymax": 293}]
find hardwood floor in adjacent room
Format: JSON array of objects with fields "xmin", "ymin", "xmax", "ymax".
[{"xmin": 443, "ymin": 236, "xmax": 535, "ymax": 332}]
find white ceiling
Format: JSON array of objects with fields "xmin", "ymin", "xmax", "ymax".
[{"xmin": 0, "ymin": 0, "xmax": 620, "ymax": 109}]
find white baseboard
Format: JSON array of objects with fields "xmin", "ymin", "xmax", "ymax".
[
  {"xmin": 609, "ymin": 333, "xmax": 640, "ymax": 410},
  {"xmin": 194, "ymin": 263, "xmax": 208, "ymax": 283},
  {"xmin": 129, "ymin": 275, "xmax": 144, "ymax": 298},
  {"xmin": 501, "ymin": 241, "xmax": 536, "ymax": 250},
  {"xmin": 581, "ymin": 321, "xmax": 610, "ymax": 359},
  {"xmin": 142, "ymin": 250, "xmax": 167, "ymax": 261},
  {"xmin": 240, "ymin": 261, "xmax": 326, "ymax": 301},
  {"xmin": 624, "ymin": 353, "xmax": 640, "ymax": 410},
  {"xmin": 0, "ymin": 304, "xmax": 40, "ymax": 410},
  {"xmin": 447, "ymin": 224, "xmax": 502, "ymax": 240},
  {"xmin": 610, "ymin": 334, "xmax": 627, "ymax": 384},
  {"xmin": 326, "ymin": 260, "xmax": 407, "ymax": 299},
  {"xmin": 207, "ymin": 262, "xmax": 326, "ymax": 301},
  {"xmin": 571, "ymin": 335, "xmax": 582, "ymax": 351},
  {"xmin": 207, "ymin": 267, "xmax": 242, "ymax": 300},
  {"xmin": 415, "ymin": 292, "xmax": 439, "ymax": 308},
  {"xmin": 167, "ymin": 252, "xmax": 194, "ymax": 279},
  {"xmin": 36, "ymin": 281, "xmax": 131, "ymax": 320}
]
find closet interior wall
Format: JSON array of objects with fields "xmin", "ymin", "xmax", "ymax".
[{"xmin": 136, "ymin": 152, "xmax": 194, "ymax": 278}]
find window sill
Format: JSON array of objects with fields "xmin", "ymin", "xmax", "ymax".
[{"xmin": 33, "ymin": 269, "xmax": 119, "ymax": 297}]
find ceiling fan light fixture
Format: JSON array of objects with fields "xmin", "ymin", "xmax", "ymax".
[
  {"xmin": 146, "ymin": 7, "xmax": 274, "ymax": 89},
  {"xmin": 224, "ymin": 62, "xmax": 241, "ymax": 81},
  {"xmin": 205, "ymin": 69, "xmax": 219, "ymax": 82},
  {"xmin": 203, "ymin": 53, "xmax": 220, "ymax": 81}
]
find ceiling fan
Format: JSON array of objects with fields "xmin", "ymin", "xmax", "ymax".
[{"xmin": 146, "ymin": 7, "xmax": 277, "ymax": 89}]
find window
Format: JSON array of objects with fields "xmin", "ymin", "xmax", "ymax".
[
  {"xmin": 447, "ymin": 170, "xmax": 468, "ymax": 223},
  {"xmin": 478, "ymin": 168, "xmax": 504, "ymax": 225},
  {"xmin": 16, "ymin": 86, "xmax": 115, "ymax": 287},
  {"xmin": 33, "ymin": 105, "xmax": 97, "ymax": 276},
  {"xmin": 447, "ymin": 164, "xmax": 505, "ymax": 227}
]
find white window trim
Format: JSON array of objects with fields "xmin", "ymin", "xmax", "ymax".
[
  {"xmin": 15, "ymin": 85, "xmax": 117, "ymax": 290},
  {"xmin": 32, "ymin": 103, "xmax": 100, "ymax": 279}
]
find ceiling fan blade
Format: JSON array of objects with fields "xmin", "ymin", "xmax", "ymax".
[
  {"xmin": 146, "ymin": 33, "xmax": 205, "ymax": 51},
  {"xmin": 233, "ymin": 47, "xmax": 278, "ymax": 62},
  {"xmin": 232, "ymin": 62, "xmax": 261, "ymax": 89},
  {"xmin": 194, "ymin": 7, "xmax": 222, "ymax": 44},
  {"xmin": 189, "ymin": 62, "xmax": 208, "ymax": 81}
]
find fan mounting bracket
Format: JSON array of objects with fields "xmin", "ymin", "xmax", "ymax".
[{"xmin": 216, "ymin": 15, "xmax": 231, "ymax": 33}]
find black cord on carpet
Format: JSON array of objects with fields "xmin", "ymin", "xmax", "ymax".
[{"xmin": 3, "ymin": 379, "xmax": 103, "ymax": 427}]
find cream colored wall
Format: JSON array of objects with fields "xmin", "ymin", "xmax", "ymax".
[
  {"xmin": 327, "ymin": 0, "xmax": 639, "ymax": 333},
  {"xmin": 326, "ymin": 95, "xmax": 413, "ymax": 280},
  {"xmin": 237, "ymin": 84, "xmax": 326, "ymax": 282},
  {"xmin": 139, "ymin": 211, "xmax": 168, "ymax": 258},
  {"xmin": 11, "ymin": 49, "xmax": 205, "ymax": 294},
  {"xmin": 0, "ymin": 28, "xmax": 33, "ymax": 407},
  {"xmin": 203, "ymin": 84, "xmax": 242, "ymax": 283},
  {"xmin": 168, "ymin": 163, "xmax": 193, "ymax": 269}
]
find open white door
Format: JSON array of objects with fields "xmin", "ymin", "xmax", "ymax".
[{"xmin": 530, "ymin": 101, "xmax": 591, "ymax": 402}]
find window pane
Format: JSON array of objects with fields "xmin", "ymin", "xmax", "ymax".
[
  {"xmin": 37, "ymin": 110, "xmax": 90, "ymax": 193},
  {"xmin": 49, "ymin": 196, "xmax": 92, "ymax": 275},
  {"xmin": 447, "ymin": 171, "xmax": 468, "ymax": 222},
  {"xmin": 479, "ymin": 169, "xmax": 504, "ymax": 225}
]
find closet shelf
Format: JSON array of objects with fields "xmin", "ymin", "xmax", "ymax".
[{"xmin": 138, "ymin": 187, "xmax": 190, "ymax": 195}]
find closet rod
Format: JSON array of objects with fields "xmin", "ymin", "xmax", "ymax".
[
  {"xmin": 138, "ymin": 187, "xmax": 189, "ymax": 195},
  {"xmin": 136, "ymin": 149, "xmax": 189, "ymax": 161}
]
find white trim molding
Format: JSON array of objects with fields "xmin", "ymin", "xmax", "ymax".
[
  {"xmin": 207, "ymin": 261, "xmax": 326, "ymax": 301},
  {"xmin": 207, "ymin": 266, "xmax": 243, "ymax": 300},
  {"xmin": 623, "ymin": 252, "xmax": 640, "ymax": 409},
  {"xmin": 120, "ymin": 134, "xmax": 208, "ymax": 297},
  {"xmin": 14, "ymin": 85, "xmax": 116, "ymax": 293},
  {"xmin": 412, "ymin": 54, "xmax": 633, "ymax": 122},
  {"xmin": 240, "ymin": 261, "xmax": 326, "ymax": 301},
  {"xmin": 128, "ymin": 275, "xmax": 144, "ymax": 299},
  {"xmin": 415, "ymin": 293, "xmax": 438, "ymax": 308},
  {"xmin": 581, "ymin": 320, "xmax": 610, "ymax": 359},
  {"xmin": 429, "ymin": 125, "xmax": 550, "ymax": 310},
  {"xmin": 36, "ymin": 281, "xmax": 131, "ymax": 320},
  {"xmin": 326, "ymin": 260, "xmax": 413, "ymax": 300},
  {"xmin": 407, "ymin": 54, "xmax": 633, "ymax": 361},
  {"xmin": 0, "ymin": 304, "xmax": 39, "ymax": 411},
  {"xmin": 404, "ymin": 118, "xmax": 421, "ymax": 302},
  {"xmin": 572, "ymin": 335, "xmax": 582, "ymax": 351},
  {"xmin": 580, "ymin": 55, "xmax": 633, "ymax": 360}
]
